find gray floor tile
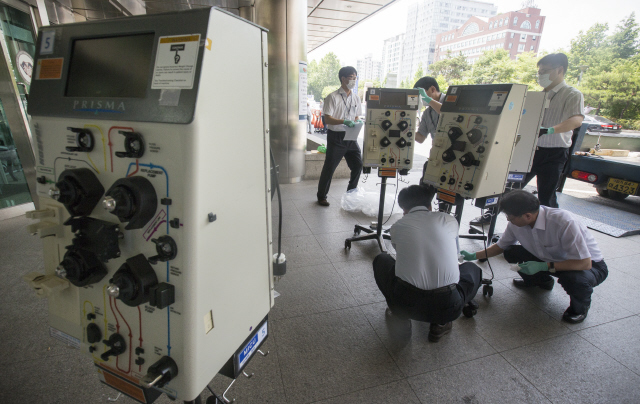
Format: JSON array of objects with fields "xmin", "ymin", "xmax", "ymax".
[
  {"xmin": 604, "ymin": 253, "xmax": 640, "ymax": 279},
  {"xmin": 470, "ymin": 282, "xmax": 571, "ymax": 352},
  {"xmin": 270, "ymin": 263, "xmax": 357, "ymax": 320},
  {"xmin": 271, "ymin": 213, "xmax": 312, "ymax": 239},
  {"xmin": 274, "ymin": 307, "xmax": 403, "ymax": 403},
  {"xmin": 360, "ymin": 302, "xmax": 496, "ymax": 377},
  {"xmin": 312, "ymin": 380, "xmax": 421, "ymax": 404},
  {"xmin": 590, "ymin": 269, "xmax": 640, "ymax": 314},
  {"xmin": 315, "ymin": 231, "xmax": 382, "ymax": 264},
  {"xmin": 210, "ymin": 337, "xmax": 286, "ymax": 404},
  {"xmin": 280, "ymin": 235, "xmax": 328, "ymax": 268},
  {"xmin": 408, "ymin": 354, "xmax": 550, "ymax": 404},
  {"xmin": 499, "ymin": 277, "xmax": 635, "ymax": 331},
  {"xmin": 294, "ymin": 199, "xmax": 365, "ymax": 235},
  {"xmin": 578, "ymin": 316, "xmax": 640, "ymax": 376},
  {"xmin": 271, "ymin": 198, "xmax": 299, "ymax": 217},
  {"xmin": 597, "ymin": 237, "xmax": 640, "ymax": 259},
  {"xmin": 475, "ymin": 254, "xmax": 520, "ymax": 281},
  {"xmin": 502, "ymin": 333, "xmax": 640, "ymax": 404},
  {"xmin": 332, "ymin": 259, "xmax": 386, "ymax": 305},
  {"xmin": 278, "ymin": 182, "xmax": 320, "ymax": 201}
]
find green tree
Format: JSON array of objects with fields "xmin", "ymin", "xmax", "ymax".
[
  {"xmin": 321, "ymin": 85, "xmax": 340, "ymax": 99},
  {"xmin": 411, "ymin": 62, "xmax": 425, "ymax": 87},
  {"xmin": 307, "ymin": 52, "xmax": 341, "ymax": 101},
  {"xmin": 470, "ymin": 49, "xmax": 516, "ymax": 84},
  {"xmin": 566, "ymin": 23, "xmax": 610, "ymax": 82},
  {"xmin": 609, "ymin": 13, "xmax": 639, "ymax": 59},
  {"xmin": 581, "ymin": 57, "xmax": 640, "ymax": 119},
  {"xmin": 429, "ymin": 51, "xmax": 470, "ymax": 81},
  {"xmin": 513, "ymin": 51, "xmax": 542, "ymax": 90}
]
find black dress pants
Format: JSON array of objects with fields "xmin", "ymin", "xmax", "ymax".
[
  {"xmin": 373, "ymin": 253, "xmax": 483, "ymax": 324},
  {"xmin": 503, "ymin": 245, "xmax": 608, "ymax": 314},
  {"xmin": 317, "ymin": 129, "xmax": 363, "ymax": 200},
  {"xmin": 522, "ymin": 147, "xmax": 570, "ymax": 208}
]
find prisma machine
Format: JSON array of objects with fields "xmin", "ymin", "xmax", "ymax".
[
  {"xmin": 362, "ymin": 88, "xmax": 420, "ymax": 173},
  {"xmin": 23, "ymin": 8, "xmax": 273, "ymax": 403},
  {"xmin": 423, "ymin": 84, "xmax": 527, "ymax": 199}
]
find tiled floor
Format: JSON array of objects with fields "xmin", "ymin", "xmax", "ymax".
[{"xmin": 2, "ymin": 172, "xmax": 640, "ymax": 404}]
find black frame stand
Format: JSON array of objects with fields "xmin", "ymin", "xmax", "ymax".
[{"xmin": 345, "ymin": 176, "xmax": 392, "ymax": 253}]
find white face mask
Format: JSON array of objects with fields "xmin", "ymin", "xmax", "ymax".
[
  {"xmin": 347, "ymin": 79, "xmax": 357, "ymax": 90},
  {"xmin": 537, "ymin": 73, "xmax": 553, "ymax": 88}
]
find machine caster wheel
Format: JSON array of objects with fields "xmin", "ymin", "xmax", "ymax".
[
  {"xmin": 463, "ymin": 301, "xmax": 478, "ymax": 318},
  {"xmin": 353, "ymin": 227, "xmax": 361, "ymax": 236},
  {"xmin": 491, "ymin": 235, "xmax": 501, "ymax": 244},
  {"xmin": 479, "ymin": 258, "xmax": 487, "ymax": 263},
  {"xmin": 483, "ymin": 285, "xmax": 493, "ymax": 296},
  {"xmin": 345, "ymin": 240, "xmax": 351, "ymax": 249}
]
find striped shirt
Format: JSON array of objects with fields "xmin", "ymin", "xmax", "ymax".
[
  {"xmin": 417, "ymin": 92, "xmax": 447, "ymax": 140},
  {"xmin": 323, "ymin": 87, "xmax": 363, "ymax": 132},
  {"xmin": 537, "ymin": 81, "xmax": 584, "ymax": 148}
]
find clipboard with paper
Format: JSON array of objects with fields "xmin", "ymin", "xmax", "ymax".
[{"xmin": 343, "ymin": 122, "xmax": 364, "ymax": 141}]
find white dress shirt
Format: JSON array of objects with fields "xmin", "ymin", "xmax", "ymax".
[
  {"xmin": 537, "ymin": 81, "xmax": 585, "ymax": 148},
  {"xmin": 323, "ymin": 87, "xmax": 362, "ymax": 132},
  {"xmin": 390, "ymin": 206, "xmax": 460, "ymax": 290},
  {"xmin": 497, "ymin": 206, "xmax": 603, "ymax": 262}
]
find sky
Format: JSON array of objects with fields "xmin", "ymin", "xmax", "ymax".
[{"xmin": 308, "ymin": 0, "xmax": 640, "ymax": 67}]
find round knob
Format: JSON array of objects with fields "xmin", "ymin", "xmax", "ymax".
[
  {"xmin": 464, "ymin": 183, "xmax": 474, "ymax": 191},
  {"xmin": 385, "ymin": 111, "xmax": 391, "ymax": 116},
  {"xmin": 456, "ymin": 115, "xmax": 464, "ymax": 122},
  {"xmin": 440, "ymin": 176, "xmax": 447, "ymax": 182},
  {"xmin": 405, "ymin": 159, "xmax": 411, "ymax": 164},
  {"xmin": 48, "ymin": 187, "xmax": 61, "ymax": 200},
  {"xmin": 381, "ymin": 158, "xmax": 387, "ymax": 163},
  {"xmin": 475, "ymin": 117, "xmax": 483, "ymax": 124},
  {"xmin": 389, "ymin": 158, "xmax": 395, "ymax": 164},
  {"xmin": 103, "ymin": 196, "xmax": 117, "ymax": 212},
  {"xmin": 448, "ymin": 178, "xmax": 456, "ymax": 185},
  {"xmin": 477, "ymin": 146, "xmax": 486, "ymax": 154},
  {"xmin": 400, "ymin": 111, "xmax": 406, "ymax": 117},
  {"xmin": 86, "ymin": 323, "xmax": 102, "ymax": 344},
  {"xmin": 107, "ymin": 284, "xmax": 120, "ymax": 297},
  {"xmin": 407, "ymin": 132, "xmax": 412, "ymax": 138}
]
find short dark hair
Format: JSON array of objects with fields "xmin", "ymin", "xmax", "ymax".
[
  {"xmin": 537, "ymin": 53, "xmax": 569, "ymax": 75},
  {"xmin": 413, "ymin": 76, "xmax": 440, "ymax": 92},
  {"xmin": 338, "ymin": 66, "xmax": 358, "ymax": 81},
  {"xmin": 398, "ymin": 185, "xmax": 435, "ymax": 212},
  {"xmin": 499, "ymin": 190, "xmax": 540, "ymax": 217}
]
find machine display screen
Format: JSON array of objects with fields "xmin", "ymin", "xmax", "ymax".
[
  {"xmin": 380, "ymin": 91, "xmax": 406, "ymax": 106},
  {"xmin": 65, "ymin": 34, "xmax": 155, "ymax": 98},
  {"xmin": 456, "ymin": 89, "xmax": 495, "ymax": 108}
]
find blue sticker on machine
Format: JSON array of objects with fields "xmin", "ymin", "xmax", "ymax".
[
  {"xmin": 522, "ymin": 109, "xmax": 527, "ymax": 115},
  {"xmin": 238, "ymin": 321, "xmax": 268, "ymax": 369},
  {"xmin": 508, "ymin": 173, "xmax": 525, "ymax": 182},
  {"xmin": 485, "ymin": 197, "xmax": 498, "ymax": 206},
  {"xmin": 509, "ymin": 102, "xmax": 514, "ymax": 111}
]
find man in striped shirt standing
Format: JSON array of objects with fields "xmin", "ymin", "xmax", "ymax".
[
  {"xmin": 471, "ymin": 53, "xmax": 585, "ymax": 225},
  {"xmin": 524, "ymin": 53, "xmax": 585, "ymax": 208}
]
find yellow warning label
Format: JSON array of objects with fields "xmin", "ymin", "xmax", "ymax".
[
  {"xmin": 160, "ymin": 35, "xmax": 200, "ymax": 44},
  {"xmin": 36, "ymin": 58, "xmax": 63, "ymax": 80}
]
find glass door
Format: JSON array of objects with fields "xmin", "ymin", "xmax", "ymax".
[{"xmin": 0, "ymin": 2, "xmax": 36, "ymax": 209}]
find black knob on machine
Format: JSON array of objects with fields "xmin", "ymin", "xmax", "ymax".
[
  {"xmin": 448, "ymin": 178, "xmax": 456, "ymax": 185},
  {"xmin": 86, "ymin": 323, "xmax": 102, "ymax": 344},
  {"xmin": 101, "ymin": 333, "xmax": 126, "ymax": 361},
  {"xmin": 456, "ymin": 115, "xmax": 464, "ymax": 123},
  {"xmin": 66, "ymin": 127, "xmax": 95, "ymax": 152},
  {"xmin": 404, "ymin": 159, "xmax": 411, "ymax": 165},
  {"xmin": 141, "ymin": 356, "xmax": 179, "ymax": 389},
  {"xmin": 464, "ymin": 183, "xmax": 474, "ymax": 191},
  {"xmin": 149, "ymin": 235, "xmax": 178, "ymax": 264},
  {"xmin": 380, "ymin": 137, "xmax": 391, "ymax": 147}
]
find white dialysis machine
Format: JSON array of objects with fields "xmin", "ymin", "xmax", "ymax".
[
  {"xmin": 508, "ymin": 91, "xmax": 548, "ymax": 182},
  {"xmin": 24, "ymin": 8, "xmax": 273, "ymax": 403},
  {"xmin": 422, "ymin": 84, "xmax": 528, "ymax": 198},
  {"xmin": 362, "ymin": 88, "xmax": 420, "ymax": 173}
]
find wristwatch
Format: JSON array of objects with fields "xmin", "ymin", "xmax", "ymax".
[{"xmin": 548, "ymin": 262, "xmax": 556, "ymax": 273}]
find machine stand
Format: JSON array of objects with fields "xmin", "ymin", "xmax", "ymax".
[{"xmin": 345, "ymin": 175, "xmax": 393, "ymax": 253}]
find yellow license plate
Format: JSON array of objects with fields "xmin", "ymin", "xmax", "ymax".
[{"xmin": 607, "ymin": 178, "xmax": 638, "ymax": 195}]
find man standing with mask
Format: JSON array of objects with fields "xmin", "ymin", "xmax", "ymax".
[
  {"xmin": 471, "ymin": 53, "xmax": 585, "ymax": 225},
  {"xmin": 316, "ymin": 66, "xmax": 363, "ymax": 207}
]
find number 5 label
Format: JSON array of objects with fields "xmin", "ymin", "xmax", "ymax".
[{"xmin": 40, "ymin": 31, "xmax": 55, "ymax": 55}]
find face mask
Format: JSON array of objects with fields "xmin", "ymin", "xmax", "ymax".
[
  {"xmin": 537, "ymin": 73, "xmax": 553, "ymax": 88},
  {"xmin": 347, "ymin": 80, "xmax": 356, "ymax": 90}
]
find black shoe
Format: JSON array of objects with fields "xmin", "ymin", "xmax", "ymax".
[
  {"xmin": 562, "ymin": 307, "xmax": 589, "ymax": 324},
  {"xmin": 470, "ymin": 213, "xmax": 492, "ymax": 226},
  {"xmin": 428, "ymin": 322, "xmax": 452, "ymax": 342},
  {"xmin": 317, "ymin": 199, "xmax": 330, "ymax": 207},
  {"xmin": 512, "ymin": 277, "xmax": 554, "ymax": 291},
  {"xmin": 385, "ymin": 308, "xmax": 411, "ymax": 337}
]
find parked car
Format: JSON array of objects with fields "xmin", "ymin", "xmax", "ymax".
[{"xmin": 583, "ymin": 114, "xmax": 622, "ymax": 133}]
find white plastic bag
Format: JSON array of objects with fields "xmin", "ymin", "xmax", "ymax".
[
  {"xmin": 340, "ymin": 187, "xmax": 366, "ymax": 212},
  {"xmin": 341, "ymin": 187, "xmax": 398, "ymax": 217},
  {"xmin": 361, "ymin": 191, "xmax": 397, "ymax": 217}
]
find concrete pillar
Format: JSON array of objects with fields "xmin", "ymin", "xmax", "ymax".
[{"xmin": 254, "ymin": 0, "xmax": 307, "ymax": 183}]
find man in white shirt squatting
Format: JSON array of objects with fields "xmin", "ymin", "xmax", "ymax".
[
  {"xmin": 461, "ymin": 190, "xmax": 608, "ymax": 324},
  {"xmin": 373, "ymin": 185, "xmax": 483, "ymax": 342}
]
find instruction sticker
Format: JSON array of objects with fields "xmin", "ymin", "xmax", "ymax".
[
  {"xmin": 488, "ymin": 91, "xmax": 508, "ymax": 107},
  {"xmin": 35, "ymin": 58, "xmax": 63, "ymax": 80},
  {"xmin": 369, "ymin": 94, "xmax": 379, "ymax": 101},
  {"xmin": 407, "ymin": 94, "xmax": 419, "ymax": 106},
  {"xmin": 152, "ymin": 34, "xmax": 201, "ymax": 90}
]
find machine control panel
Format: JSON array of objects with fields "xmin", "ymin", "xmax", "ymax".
[
  {"xmin": 363, "ymin": 88, "xmax": 420, "ymax": 171},
  {"xmin": 423, "ymin": 84, "xmax": 527, "ymax": 198}
]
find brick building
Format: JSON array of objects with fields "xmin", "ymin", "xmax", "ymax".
[{"xmin": 434, "ymin": 7, "xmax": 545, "ymax": 64}]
